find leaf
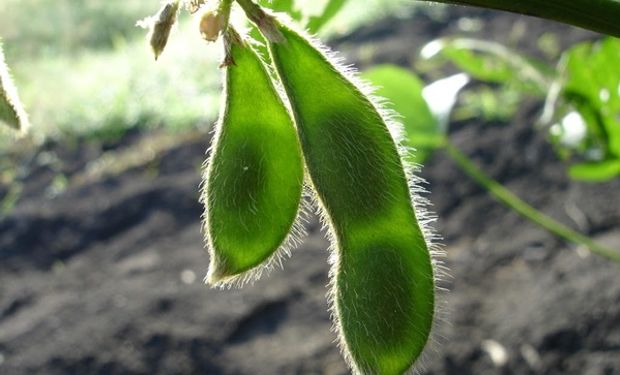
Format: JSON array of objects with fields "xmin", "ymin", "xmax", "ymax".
[
  {"xmin": 307, "ymin": 0, "xmax": 349, "ymax": 33},
  {"xmin": 563, "ymin": 37, "xmax": 620, "ymax": 159},
  {"xmin": 417, "ymin": 0, "xmax": 620, "ymax": 38},
  {"xmin": 0, "ymin": 44, "xmax": 29, "ymax": 131},
  {"xmin": 422, "ymin": 73, "xmax": 470, "ymax": 128},
  {"xmin": 362, "ymin": 64, "xmax": 443, "ymax": 163},
  {"xmin": 569, "ymin": 159, "xmax": 620, "ymax": 182}
]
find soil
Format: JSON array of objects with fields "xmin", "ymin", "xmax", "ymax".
[{"xmin": 1, "ymin": 5, "xmax": 619, "ymax": 375}]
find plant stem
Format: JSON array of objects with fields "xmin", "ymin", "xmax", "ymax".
[
  {"xmin": 415, "ymin": 0, "xmax": 620, "ymax": 37},
  {"xmin": 444, "ymin": 141, "xmax": 620, "ymax": 262},
  {"xmin": 235, "ymin": 0, "xmax": 284, "ymax": 42},
  {"xmin": 219, "ymin": 0, "xmax": 235, "ymax": 29}
]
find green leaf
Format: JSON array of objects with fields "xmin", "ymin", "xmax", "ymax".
[
  {"xmin": 0, "ymin": 44, "xmax": 28, "ymax": 131},
  {"xmin": 563, "ymin": 37, "xmax": 620, "ymax": 159},
  {"xmin": 307, "ymin": 0, "xmax": 349, "ymax": 33},
  {"xmin": 414, "ymin": 0, "xmax": 620, "ymax": 38},
  {"xmin": 443, "ymin": 46, "xmax": 512, "ymax": 83},
  {"xmin": 362, "ymin": 64, "xmax": 443, "ymax": 163},
  {"xmin": 569, "ymin": 159, "xmax": 620, "ymax": 182}
]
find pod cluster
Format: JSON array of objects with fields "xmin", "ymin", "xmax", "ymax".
[{"xmin": 201, "ymin": 11, "xmax": 440, "ymax": 375}]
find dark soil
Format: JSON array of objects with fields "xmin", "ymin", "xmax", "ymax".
[{"xmin": 1, "ymin": 6, "xmax": 619, "ymax": 375}]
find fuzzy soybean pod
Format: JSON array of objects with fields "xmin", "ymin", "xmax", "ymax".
[
  {"xmin": 268, "ymin": 23, "xmax": 437, "ymax": 374},
  {"xmin": 203, "ymin": 29, "xmax": 304, "ymax": 286},
  {"xmin": 0, "ymin": 44, "xmax": 29, "ymax": 132}
]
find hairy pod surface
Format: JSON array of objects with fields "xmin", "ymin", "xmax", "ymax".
[
  {"xmin": 268, "ymin": 23, "xmax": 436, "ymax": 374},
  {"xmin": 203, "ymin": 30, "xmax": 304, "ymax": 286}
]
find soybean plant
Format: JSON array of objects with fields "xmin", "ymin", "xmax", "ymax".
[{"xmin": 142, "ymin": 1, "xmax": 440, "ymax": 373}]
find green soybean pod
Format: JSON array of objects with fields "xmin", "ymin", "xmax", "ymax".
[
  {"xmin": 202, "ymin": 29, "xmax": 304, "ymax": 286},
  {"xmin": 267, "ymin": 22, "xmax": 438, "ymax": 374},
  {"xmin": 0, "ymin": 43, "xmax": 29, "ymax": 132}
]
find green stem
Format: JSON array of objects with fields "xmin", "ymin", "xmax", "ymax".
[
  {"xmin": 415, "ymin": 0, "xmax": 620, "ymax": 37},
  {"xmin": 444, "ymin": 141, "xmax": 620, "ymax": 262},
  {"xmin": 219, "ymin": 0, "xmax": 234, "ymax": 29},
  {"xmin": 235, "ymin": 0, "xmax": 284, "ymax": 42}
]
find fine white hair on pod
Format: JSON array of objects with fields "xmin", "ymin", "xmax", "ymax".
[
  {"xmin": 199, "ymin": 28, "xmax": 308, "ymax": 289},
  {"xmin": 268, "ymin": 13, "xmax": 449, "ymax": 374}
]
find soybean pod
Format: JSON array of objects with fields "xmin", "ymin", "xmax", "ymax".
[
  {"xmin": 0, "ymin": 44, "xmax": 28, "ymax": 131},
  {"xmin": 267, "ymin": 22, "xmax": 437, "ymax": 374},
  {"xmin": 202, "ymin": 28, "xmax": 304, "ymax": 286}
]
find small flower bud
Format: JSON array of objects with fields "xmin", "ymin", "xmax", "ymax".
[{"xmin": 199, "ymin": 9, "xmax": 226, "ymax": 42}]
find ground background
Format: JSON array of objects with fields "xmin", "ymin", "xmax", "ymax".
[{"xmin": 1, "ymin": 4, "xmax": 620, "ymax": 375}]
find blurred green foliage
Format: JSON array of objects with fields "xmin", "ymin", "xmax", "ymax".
[
  {"xmin": 0, "ymin": 0, "xmax": 223, "ymax": 144},
  {"xmin": 422, "ymin": 36, "xmax": 620, "ymax": 181},
  {"xmin": 562, "ymin": 38, "xmax": 620, "ymax": 180},
  {"xmin": 0, "ymin": 0, "xmax": 412, "ymax": 146},
  {"xmin": 13, "ymin": 30, "xmax": 221, "ymax": 140},
  {"xmin": 360, "ymin": 41, "xmax": 620, "ymax": 259},
  {"xmin": 0, "ymin": 0, "xmax": 155, "ymax": 59}
]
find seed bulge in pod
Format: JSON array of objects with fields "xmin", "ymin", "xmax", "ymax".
[
  {"xmin": 203, "ymin": 29, "xmax": 304, "ymax": 286},
  {"xmin": 268, "ymin": 22, "xmax": 436, "ymax": 375}
]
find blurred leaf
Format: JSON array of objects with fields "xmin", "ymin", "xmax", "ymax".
[
  {"xmin": 557, "ymin": 93, "xmax": 608, "ymax": 155},
  {"xmin": 422, "ymin": 73, "xmax": 470, "ymax": 128},
  {"xmin": 422, "ymin": 38, "xmax": 551, "ymax": 95},
  {"xmin": 0, "ymin": 183, "xmax": 22, "ymax": 215},
  {"xmin": 563, "ymin": 37, "xmax": 620, "ymax": 159},
  {"xmin": 569, "ymin": 159, "xmax": 620, "ymax": 182},
  {"xmin": 362, "ymin": 64, "xmax": 443, "ymax": 163},
  {"xmin": 307, "ymin": 0, "xmax": 349, "ymax": 33},
  {"xmin": 443, "ymin": 46, "xmax": 513, "ymax": 83},
  {"xmin": 456, "ymin": 85, "xmax": 521, "ymax": 122},
  {"xmin": 0, "ymin": 44, "xmax": 28, "ymax": 131},
  {"xmin": 257, "ymin": 0, "xmax": 302, "ymax": 20},
  {"xmin": 414, "ymin": 0, "xmax": 620, "ymax": 39}
]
